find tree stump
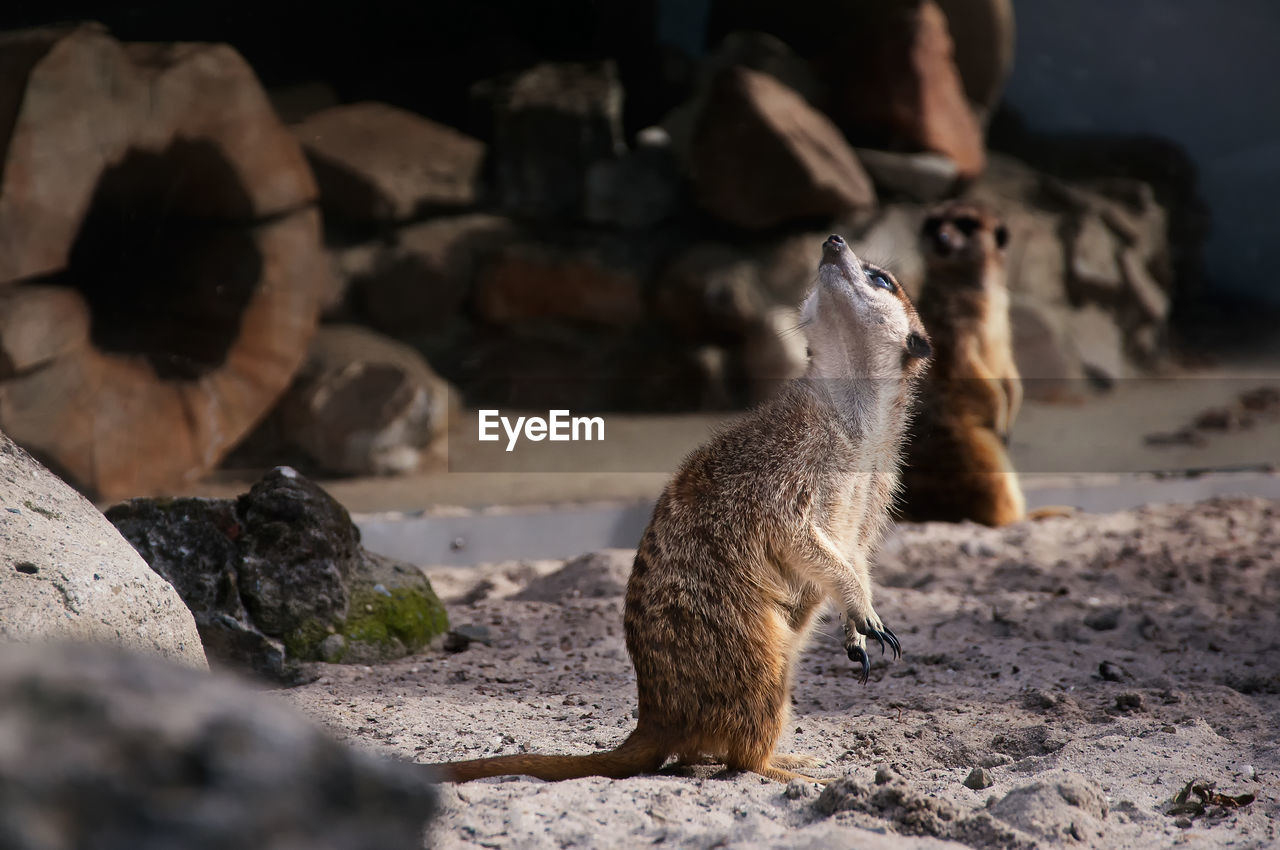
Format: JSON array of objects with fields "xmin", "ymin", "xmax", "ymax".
[{"xmin": 0, "ymin": 24, "xmax": 330, "ymax": 500}]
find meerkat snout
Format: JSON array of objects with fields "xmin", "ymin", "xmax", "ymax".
[{"xmin": 806, "ymin": 236, "xmax": 932, "ymax": 372}]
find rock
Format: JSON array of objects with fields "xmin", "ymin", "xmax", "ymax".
[
  {"xmin": 874, "ymin": 765, "xmax": 902, "ymax": 785},
  {"xmin": 705, "ymin": 1, "xmax": 985, "ymax": 177},
  {"xmin": 934, "ymin": 0, "xmax": 1016, "ymax": 121},
  {"xmin": 1069, "ymin": 212, "xmax": 1125, "ymax": 301},
  {"xmin": 823, "ymin": 1, "xmax": 984, "ymax": 177},
  {"xmin": 656, "ymin": 243, "xmax": 768, "ymax": 342},
  {"xmin": 515, "ymin": 549, "xmax": 635, "ymax": 602},
  {"xmin": 347, "ymin": 214, "xmax": 514, "ymax": 333},
  {"xmin": 478, "ymin": 61, "xmax": 625, "ymax": 219},
  {"xmin": 1008, "ymin": 296, "xmax": 1086, "ymax": 401},
  {"xmin": 1115, "ymin": 692, "xmax": 1146, "ymax": 712},
  {"xmin": 784, "ymin": 778, "xmax": 814, "ymax": 799},
  {"xmin": 450, "ymin": 325, "xmax": 724, "ymax": 413},
  {"xmin": 473, "ymin": 235, "xmax": 649, "ymax": 327},
  {"xmin": 0, "ymin": 25, "xmax": 329, "ymax": 500},
  {"xmin": 106, "ymin": 467, "xmax": 448, "ymax": 679},
  {"xmin": 1069, "ymin": 304, "xmax": 1128, "ymax": 386},
  {"xmin": 659, "ymin": 30, "xmax": 825, "ymax": 167},
  {"xmin": 584, "ymin": 128, "xmax": 683, "ymax": 229},
  {"xmin": 690, "ymin": 67, "xmax": 875, "ymax": 230},
  {"xmin": 293, "ymin": 101, "xmax": 485, "ymax": 223},
  {"xmin": 854, "ymin": 148, "xmax": 959, "ymax": 202},
  {"xmin": 989, "ymin": 773, "xmax": 1108, "ymax": 843},
  {"xmin": 1083, "ymin": 606, "xmax": 1123, "ymax": 631},
  {"xmin": 443, "ymin": 623, "xmax": 494, "ymax": 653},
  {"xmin": 1120, "ymin": 248, "xmax": 1171, "ymax": 322},
  {"xmin": 0, "ymin": 430, "xmax": 206, "ymax": 668},
  {"xmin": 0, "ymin": 641, "xmax": 435, "ymax": 849},
  {"xmin": 964, "ymin": 767, "xmax": 995, "ymax": 789},
  {"xmin": 276, "ymin": 326, "xmax": 455, "ymax": 476}
]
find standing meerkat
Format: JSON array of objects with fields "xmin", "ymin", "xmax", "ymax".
[
  {"xmin": 428, "ymin": 235, "xmax": 931, "ymax": 784},
  {"xmin": 900, "ymin": 200, "xmax": 1026, "ymax": 526}
]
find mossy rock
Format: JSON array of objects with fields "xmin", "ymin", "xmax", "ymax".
[{"xmin": 314, "ymin": 553, "xmax": 447, "ymax": 665}]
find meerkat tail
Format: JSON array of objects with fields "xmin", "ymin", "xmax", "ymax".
[{"xmin": 426, "ymin": 729, "xmax": 666, "ymax": 782}]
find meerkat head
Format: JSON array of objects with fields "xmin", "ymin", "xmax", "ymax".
[
  {"xmin": 801, "ymin": 234, "xmax": 931, "ymax": 381},
  {"xmin": 920, "ymin": 201, "xmax": 1009, "ymax": 281}
]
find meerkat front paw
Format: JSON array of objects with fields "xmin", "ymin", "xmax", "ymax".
[{"xmin": 843, "ymin": 610, "xmax": 901, "ymax": 683}]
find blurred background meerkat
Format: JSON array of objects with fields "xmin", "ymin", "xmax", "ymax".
[{"xmin": 899, "ymin": 200, "xmax": 1026, "ymax": 527}]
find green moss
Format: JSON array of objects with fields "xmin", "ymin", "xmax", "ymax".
[
  {"xmin": 283, "ymin": 617, "xmax": 334, "ymax": 661},
  {"xmin": 342, "ymin": 584, "xmax": 448, "ymax": 655}
]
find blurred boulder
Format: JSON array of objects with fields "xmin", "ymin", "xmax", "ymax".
[
  {"xmin": 584, "ymin": 127, "xmax": 684, "ymax": 229},
  {"xmin": 473, "ymin": 234, "xmax": 650, "ymax": 327},
  {"xmin": 106, "ymin": 467, "xmax": 448, "ymax": 680},
  {"xmin": 345, "ymin": 214, "xmax": 515, "ymax": 333},
  {"xmin": 278, "ymin": 326, "xmax": 455, "ymax": 476},
  {"xmin": 706, "ymin": 0, "xmax": 985, "ymax": 177},
  {"xmin": 293, "ymin": 102, "xmax": 485, "ymax": 223},
  {"xmin": 934, "ymin": 0, "xmax": 1016, "ymax": 122},
  {"xmin": 0, "ymin": 430, "xmax": 207, "ymax": 668},
  {"xmin": 0, "ymin": 24, "xmax": 328, "ymax": 500},
  {"xmin": 514, "ymin": 549, "xmax": 635, "ymax": 602},
  {"xmin": 854, "ymin": 148, "xmax": 959, "ymax": 202},
  {"xmin": 0, "ymin": 641, "xmax": 436, "ymax": 850},
  {"xmin": 477, "ymin": 61, "xmax": 625, "ymax": 219},
  {"xmin": 690, "ymin": 66, "xmax": 875, "ymax": 230}
]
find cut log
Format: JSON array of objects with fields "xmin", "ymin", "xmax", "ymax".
[{"xmin": 0, "ymin": 25, "xmax": 328, "ymax": 500}]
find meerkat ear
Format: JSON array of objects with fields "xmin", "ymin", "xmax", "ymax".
[
  {"xmin": 905, "ymin": 332, "xmax": 932, "ymax": 360},
  {"xmin": 994, "ymin": 225, "xmax": 1009, "ymax": 249}
]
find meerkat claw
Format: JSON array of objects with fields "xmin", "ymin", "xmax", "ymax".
[
  {"xmin": 847, "ymin": 644, "xmax": 871, "ymax": 684},
  {"xmin": 882, "ymin": 626, "xmax": 902, "ymax": 659},
  {"xmin": 856, "ymin": 624, "xmax": 901, "ymax": 660}
]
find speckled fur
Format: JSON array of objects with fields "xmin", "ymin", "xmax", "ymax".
[
  {"xmin": 429, "ymin": 237, "xmax": 930, "ymax": 784},
  {"xmin": 901, "ymin": 200, "xmax": 1026, "ymax": 526}
]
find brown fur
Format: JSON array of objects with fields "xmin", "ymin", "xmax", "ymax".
[
  {"xmin": 900, "ymin": 200, "xmax": 1026, "ymax": 526},
  {"xmin": 428, "ymin": 236, "xmax": 930, "ymax": 784}
]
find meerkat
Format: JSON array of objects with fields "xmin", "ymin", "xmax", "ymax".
[
  {"xmin": 427, "ymin": 235, "xmax": 931, "ymax": 784},
  {"xmin": 899, "ymin": 200, "xmax": 1026, "ymax": 527}
]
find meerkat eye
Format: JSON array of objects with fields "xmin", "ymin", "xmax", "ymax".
[
  {"xmin": 994, "ymin": 225, "xmax": 1009, "ymax": 248},
  {"xmin": 955, "ymin": 217, "xmax": 981, "ymax": 235},
  {"xmin": 865, "ymin": 267, "xmax": 896, "ymax": 292}
]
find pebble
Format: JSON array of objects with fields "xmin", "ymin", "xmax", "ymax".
[
  {"xmin": 1098, "ymin": 661, "xmax": 1129, "ymax": 682},
  {"xmin": 963, "ymin": 767, "xmax": 994, "ymax": 790},
  {"xmin": 784, "ymin": 779, "xmax": 813, "ymax": 799}
]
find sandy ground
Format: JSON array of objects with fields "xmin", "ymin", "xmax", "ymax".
[{"xmin": 275, "ymin": 496, "xmax": 1279, "ymax": 849}]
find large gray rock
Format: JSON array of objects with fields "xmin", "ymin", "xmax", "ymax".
[
  {"xmin": 105, "ymin": 467, "xmax": 448, "ymax": 680},
  {"xmin": 0, "ymin": 430, "xmax": 206, "ymax": 668},
  {"xmin": 0, "ymin": 641, "xmax": 436, "ymax": 850}
]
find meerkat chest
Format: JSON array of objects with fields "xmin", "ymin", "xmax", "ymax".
[{"xmin": 822, "ymin": 474, "xmax": 879, "ymax": 557}]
